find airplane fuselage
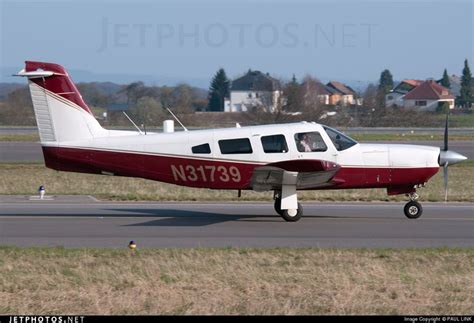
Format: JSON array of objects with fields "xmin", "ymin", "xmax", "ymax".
[{"xmin": 41, "ymin": 122, "xmax": 440, "ymax": 195}]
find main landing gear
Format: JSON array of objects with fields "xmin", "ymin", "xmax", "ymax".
[
  {"xmin": 272, "ymin": 171, "xmax": 303, "ymax": 222},
  {"xmin": 274, "ymin": 192, "xmax": 303, "ymax": 222},
  {"xmin": 404, "ymin": 192, "xmax": 423, "ymax": 219}
]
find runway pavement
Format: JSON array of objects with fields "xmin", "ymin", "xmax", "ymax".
[
  {"xmin": 0, "ymin": 196, "xmax": 472, "ymax": 248},
  {"xmin": 0, "ymin": 141, "xmax": 43, "ymax": 162},
  {"xmin": 1, "ymin": 140, "xmax": 473, "ymax": 162}
]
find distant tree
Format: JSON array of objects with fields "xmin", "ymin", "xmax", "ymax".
[
  {"xmin": 192, "ymin": 98, "xmax": 208, "ymax": 112},
  {"xmin": 377, "ymin": 69, "xmax": 394, "ymax": 108},
  {"xmin": 440, "ymin": 69, "xmax": 451, "ymax": 89},
  {"xmin": 0, "ymin": 87, "xmax": 35, "ymax": 125},
  {"xmin": 300, "ymin": 75, "xmax": 327, "ymax": 119},
  {"xmin": 459, "ymin": 59, "xmax": 472, "ymax": 107},
  {"xmin": 130, "ymin": 96, "xmax": 165, "ymax": 128},
  {"xmin": 378, "ymin": 69, "xmax": 394, "ymax": 95},
  {"xmin": 171, "ymin": 84, "xmax": 194, "ymax": 114},
  {"xmin": 120, "ymin": 81, "xmax": 146, "ymax": 106},
  {"xmin": 283, "ymin": 74, "xmax": 303, "ymax": 113},
  {"xmin": 208, "ymin": 68, "xmax": 230, "ymax": 112},
  {"xmin": 158, "ymin": 86, "xmax": 174, "ymax": 109},
  {"xmin": 76, "ymin": 83, "xmax": 109, "ymax": 107},
  {"xmin": 143, "ymin": 86, "xmax": 160, "ymax": 100},
  {"xmin": 436, "ymin": 101, "xmax": 450, "ymax": 114},
  {"xmin": 361, "ymin": 83, "xmax": 384, "ymax": 126},
  {"xmin": 362, "ymin": 83, "xmax": 378, "ymax": 110}
]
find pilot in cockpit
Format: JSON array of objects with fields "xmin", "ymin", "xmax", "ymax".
[{"xmin": 297, "ymin": 133, "xmax": 312, "ymax": 152}]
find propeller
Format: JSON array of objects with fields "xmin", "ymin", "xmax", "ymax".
[
  {"xmin": 443, "ymin": 161, "xmax": 448, "ymax": 202},
  {"xmin": 443, "ymin": 111, "xmax": 448, "ymax": 152},
  {"xmin": 438, "ymin": 110, "xmax": 467, "ymax": 202},
  {"xmin": 443, "ymin": 111, "xmax": 449, "ymax": 202}
]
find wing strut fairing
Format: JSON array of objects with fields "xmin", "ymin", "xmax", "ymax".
[{"xmin": 251, "ymin": 159, "xmax": 340, "ymax": 191}]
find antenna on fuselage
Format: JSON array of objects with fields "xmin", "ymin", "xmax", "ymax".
[
  {"xmin": 122, "ymin": 111, "xmax": 144, "ymax": 135},
  {"xmin": 166, "ymin": 107, "xmax": 188, "ymax": 132}
]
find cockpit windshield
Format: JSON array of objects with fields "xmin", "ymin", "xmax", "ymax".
[{"xmin": 323, "ymin": 126, "xmax": 358, "ymax": 151}]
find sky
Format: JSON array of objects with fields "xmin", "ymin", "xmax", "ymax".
[{"xmin": 0, "ymin": 0, "xmax": 473, "ymax": 88}]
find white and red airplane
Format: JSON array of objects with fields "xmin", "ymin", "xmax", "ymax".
[{"xmin": 15, "ymin": 61, "xmax": 467, "ymax": 221}]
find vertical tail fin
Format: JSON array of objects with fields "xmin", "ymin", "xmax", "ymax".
[{"xmin": 15, "ymin": 61, "xmax": 106, "ymax": 143}]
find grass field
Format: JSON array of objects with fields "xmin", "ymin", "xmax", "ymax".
[
  {"xmin": 0, "ymin": 134, "xmax": 40, "ymax": 142},
  {"xmin": 0, "ymin": 163, "xmax": 472, "ymax": 202},
  {"xmin": 0, "ymin": 247, "xmax": 472, "ymax": 315},
  {"xmin": 449, "ymin": 113, "xmax": 474, "ymax": 127}
]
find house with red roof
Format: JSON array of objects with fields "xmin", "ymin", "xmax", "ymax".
[
  {"xmin": 402, "ymin": 80, "xmax": 455, "ymax": 111},
  {"xmin": 385, "ymin": 80, "xmax": 423, "ymax": 107}
]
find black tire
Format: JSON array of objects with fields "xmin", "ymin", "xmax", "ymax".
[
  {"xmin": 280, "ymin": 203, "xmax": 303, "ymax": 222},
  {"xmin": 404, "ymin": 201, "xmax": 423, "ymax": 219}
]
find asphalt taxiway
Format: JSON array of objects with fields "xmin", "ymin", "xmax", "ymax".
[{"xmin": 0, "ymin": 196, "xmax": 472, "ymax": 248}]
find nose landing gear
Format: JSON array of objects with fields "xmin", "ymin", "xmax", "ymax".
[{"xmin": 404, "ymin": 193, "xmax": 423, "ymax": 219}]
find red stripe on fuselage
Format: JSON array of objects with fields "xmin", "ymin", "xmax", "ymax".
[
  {"xmin": 41, "ymin": 146, "xmax": 439, "ymax": 192},
  {"xmin": 43, "ymin": 146, "xmax": 257, "ymax": 189},
  {"xmin": 332, "ymin": 166, "xmax": 439, "ymax": 189}
]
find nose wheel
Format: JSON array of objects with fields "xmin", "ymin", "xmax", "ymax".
[{"xmin": 404, "ymin": 193, "xmax": 423, "ymax": 219}]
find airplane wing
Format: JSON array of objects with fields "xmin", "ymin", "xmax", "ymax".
[{"xmin": 250, "ymin": 159, "xmax": 341, "ymax": 191}]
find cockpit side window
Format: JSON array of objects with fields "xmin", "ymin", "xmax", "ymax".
[
  {"xmin": 192, "ymin": 143, "xmax": 211, "ymax": 154},
  {"xmin": 323, "ymin": 126, "xmax": 357, "ymax": 151},
  {"xmin": 294, "ymin": 132, "xmax": 327, "ymax": 152}
]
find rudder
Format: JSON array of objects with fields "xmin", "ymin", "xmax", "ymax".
[{"xmin": 16, "ymin": 61, "xmax": 106, "ymax": 143}]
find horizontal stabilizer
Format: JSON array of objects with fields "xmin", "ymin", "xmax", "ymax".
[{"xmin": 13, "ymin": 69, "xmax": 58, "ymax": 78}]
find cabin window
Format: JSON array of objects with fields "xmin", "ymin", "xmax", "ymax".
[
  {"xmin": 323, "ymin": 126, "xmax": 357, "ymax": 151},
  {"xmin": 192, "ymin": 143, "xmax": 211, "ymax": 154},
  {"xmin": 294, "ymin": 132, "xmax": 327, "ymax": 152},
  {"xmin": 219, "ymin": 138, "xmax": 253, "ymax": 154},
  {"xmin": 261, "ymin": 134, "xmax": 288, "ymax": 153}
]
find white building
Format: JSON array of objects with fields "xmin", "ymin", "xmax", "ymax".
[
  {"xmin": 403, "ymin": 80, "xmax": 455, "ymax": 111},
  {"xmin": 225, "ymin": 70, "xmax": 281, "ymax": 112}
]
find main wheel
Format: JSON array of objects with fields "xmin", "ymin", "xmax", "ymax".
[
  {"xmin": 280, "ymin": 203, "xmax": 303, "ymax": 222},
  {"xmin": 404, "ymin": 201, "xmax": 423, "ymax": 219}
]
